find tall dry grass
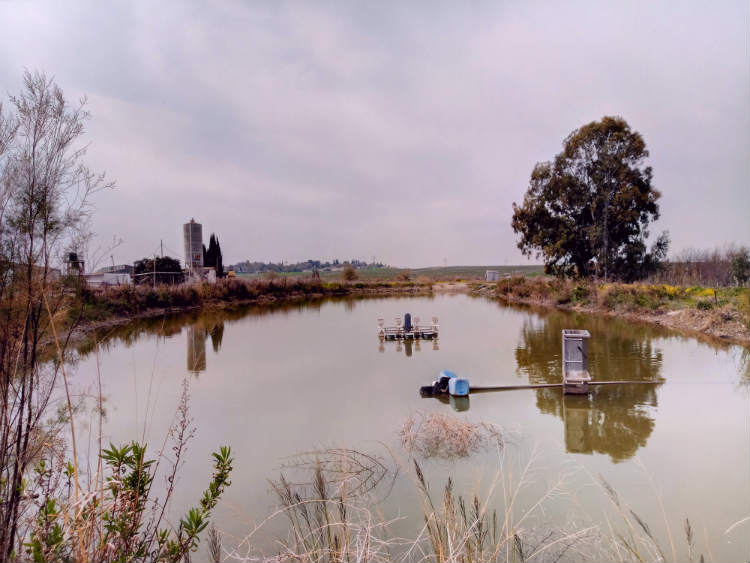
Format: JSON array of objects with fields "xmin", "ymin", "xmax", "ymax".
[
  {"xmin": 225, "ymin": 410, "xmax": 743, "ymax": 563},
  {"xmin": 229, "ymin": 425, "xmax": 604, "ymax": 563}
]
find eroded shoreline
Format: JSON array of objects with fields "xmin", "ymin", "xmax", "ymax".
[{"xmin": 471, "ymin": 281, "xmax": 749, "ymax": 348}]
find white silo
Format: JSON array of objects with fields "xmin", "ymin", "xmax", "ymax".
[{"xmin": 183, "ymin": 218, "xmax": 203, "ymax": 276}]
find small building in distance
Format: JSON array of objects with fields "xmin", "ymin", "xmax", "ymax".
[
  {"xmin": 82, "ymin": 272, "xmax": 133, "ymax": 288},
  {"xmin": 485, "ymin": 270, "xmax": 500, "ymax": 282},
  {"xmin": 97, "ymin": 264, "xmax": 134, "ymax": 275}
]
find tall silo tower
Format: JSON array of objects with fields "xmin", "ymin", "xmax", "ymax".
[{"xmin": 183, "ymin": 218, "xmax": 203, "ymax": 276}]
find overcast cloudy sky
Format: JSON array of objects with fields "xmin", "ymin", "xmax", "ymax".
[{"xmin": 0, "ymin": 1, "xmax": 747, "ymax": 267}]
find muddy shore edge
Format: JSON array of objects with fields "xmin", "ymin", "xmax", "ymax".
[{"xmin": 471, "ymin": 283, "xmax": 749, "ymax": 348}]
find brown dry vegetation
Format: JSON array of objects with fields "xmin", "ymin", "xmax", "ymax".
[
  {"xmin": 62, "ymin": 277, "xmax": 432, "ymax": 338},
  {"xmin": 229, "ymin": 434, "xmax": 710, "ymax": 563},
  {"xmin": 648, "ymin": 246, "xmax": 749, "ymax": 287},
  {"xmin": 400, "ymin": 412, "xmax": 503, "ymax": 459}
]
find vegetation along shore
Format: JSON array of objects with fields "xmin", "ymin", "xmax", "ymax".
[
  {"xmin": 67, "ymin": 270, "xmax": 749, "ymax": 349},
  {"xmin": 473, "ymin": 276, "xmax": 749, "ymax": 346},
  {"xmin": 62, "ymin": 277, "xmax": 432, "ymax": 344}
]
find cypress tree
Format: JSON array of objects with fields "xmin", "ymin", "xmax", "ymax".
[
  {"xmin": 215, "ymin": 236, "xmax": 224, "ymax": 277},
  {"xmin": 204, "ymin": 233, "xmax": 224, "ymax": 277}
]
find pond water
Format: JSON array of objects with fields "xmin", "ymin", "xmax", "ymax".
[{"xmin": 68, "ymin": 294, "xmax": 749, "ymax": 561}]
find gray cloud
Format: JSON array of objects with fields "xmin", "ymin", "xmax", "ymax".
[{"xmin": 1, "ymin": 1, "xmax": 747, "ymax": 267}]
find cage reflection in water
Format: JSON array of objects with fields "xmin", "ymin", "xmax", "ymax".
[{"xmin": 563, "ymin": 395, "xmax": 592, "ymax": 453}]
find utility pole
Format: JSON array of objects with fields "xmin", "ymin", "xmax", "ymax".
[
  {"xmin": 153, "ymin": 255, "xmax": 157, "ymax": 288},
  {"xmin": 160, "ymin": 240, "xmax": 164, "ymax": 258}
]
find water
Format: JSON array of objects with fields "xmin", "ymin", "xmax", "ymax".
[{"xmin": 67, "ymin": 294, "xmax": 749, "ymax": 561}]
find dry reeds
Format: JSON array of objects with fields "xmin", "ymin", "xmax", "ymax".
[
  {"xmin": 407, "ymin": 448, "xmax": 605, "ymax": 563},
  {"xmin": 233, "ymin": 458, "xmax": 396, "ymax": 562},
  {"xmin": 400, "ymin": 411, "xmax": 503, "ymax": 459},
  {"xmin": 590, "ymin": 466, "xmax": 715, "ymax": 563},
  {"xmin": 277, "ymin": 448, "xmax": 392, "ymax": 499},
  {"xmin": 230, "ymin": 439, "xmax": 704, "ymax": 563}
]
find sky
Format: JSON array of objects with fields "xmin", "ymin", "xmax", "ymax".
[{"xmin": 0, "ymin": 1, "xmax": 747, "ymax": 268}]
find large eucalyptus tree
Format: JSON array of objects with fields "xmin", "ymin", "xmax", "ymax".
[{"xmin": 512, "ymin": 116, "xmax": 668, "ymax": 280}]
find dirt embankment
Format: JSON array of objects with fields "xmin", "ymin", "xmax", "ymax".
[
  {"xmin": 64, "ymin": 282, "xmax": 433, "ymax": 345},
  {"xmin": 432, "ymin": 281, "xmax": 470, "ymax": 293},
  {"xmin": 472, "ymin": 280, "xmax": 749, "ymax": 347}
]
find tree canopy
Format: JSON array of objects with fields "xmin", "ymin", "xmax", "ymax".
[
  {"xmin": 730, "ymin": 248, "xmax": 750, "ymax": 286},
  {"xmin": 133, "ymin": 256, "xmax": 184, "ymax": 285},
  {"xmin": 511, "ymin": 116, "xmax": 668, "ymax": 280}
]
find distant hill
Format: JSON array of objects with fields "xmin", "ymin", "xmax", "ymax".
[{"xmin": 235, "ymin": 264, "xmax": 544, "ymax": 281}]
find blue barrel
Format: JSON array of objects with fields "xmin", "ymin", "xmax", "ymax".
[
  {"xmin": 404, "ymin": 313, "xmax": 412, "ymax": 331},
  {"xmin": 448, "ymin": 378, "xmax": 470, "ymax": 396},
  {"xmin": 440, "ymin": 369, "xmax": 457, "ymax": 379}
]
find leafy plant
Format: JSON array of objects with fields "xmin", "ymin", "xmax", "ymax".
[{"xmin": 23, "ymin": 443, "xmax": 233, "ymax": 562}]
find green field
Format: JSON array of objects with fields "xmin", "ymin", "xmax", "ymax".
[
  {"xmin": 406, "ymin": 265, "xmax": 544, "ymax": 280},
  {"xmin": 236, "ymin": 265, "xmax": 543, "ymax": 282}
]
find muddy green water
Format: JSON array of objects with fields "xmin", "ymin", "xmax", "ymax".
[{"xmin": 68, "ymin": 294, "xmax": 749, "ymax": 561}]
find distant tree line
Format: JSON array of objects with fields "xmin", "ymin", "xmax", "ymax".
[
  {"xmin": 649, "ymin": 246, "xmax": 750, "ymax": 287},
  {"xmin": 230, "ymin": 258, "xmax": 384, "ymax": 274}
]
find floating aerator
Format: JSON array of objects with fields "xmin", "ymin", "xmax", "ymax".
[
  {"xmin": 419, "ymin": 370, "xmax": 469, "ymax": 397},
  {"xmin": 448, "ymin": 378, "xmax": 470, "ymax": 397}
]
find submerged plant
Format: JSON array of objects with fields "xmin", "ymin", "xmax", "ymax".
[{"xmin": 400, "ymin": 411, "xmax": 503, "ymax": 459}]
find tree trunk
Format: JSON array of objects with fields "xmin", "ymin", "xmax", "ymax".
[{"xmin": 603, "ymin": 197, "xmax": 609, "ymax": 281}]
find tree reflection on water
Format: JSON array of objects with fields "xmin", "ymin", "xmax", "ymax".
[{"xmin": 515, "ymin": 314, "xmax": 664, "ymax": 462}]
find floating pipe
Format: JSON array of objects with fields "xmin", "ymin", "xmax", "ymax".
[
  {"xmin": 471, "ymin": 380, "xmax": 661, "ymax": 392},
  {"xmin": 420, "ymin": 380, "xmax": 661, "ymax": 397}
]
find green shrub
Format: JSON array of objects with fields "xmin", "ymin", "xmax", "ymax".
[
  {"xmin": 342, "ymin": 264, "xmax": 359, "ymax": 281},
  {"xmin": 571, "ymin": 285, "xmax": 589, "ymax": 304}
]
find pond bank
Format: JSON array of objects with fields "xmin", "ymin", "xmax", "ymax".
[
  {"xmin": 63, "ymin": 279, "xmax": 432, "ymax": 346},
  {"xmin": 471, "ymin": 277, "xmax": 749, "ymax": 347},
  {"xmin": 59, "ymin": 277, "xmax": 749, "ymax": 349}
]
